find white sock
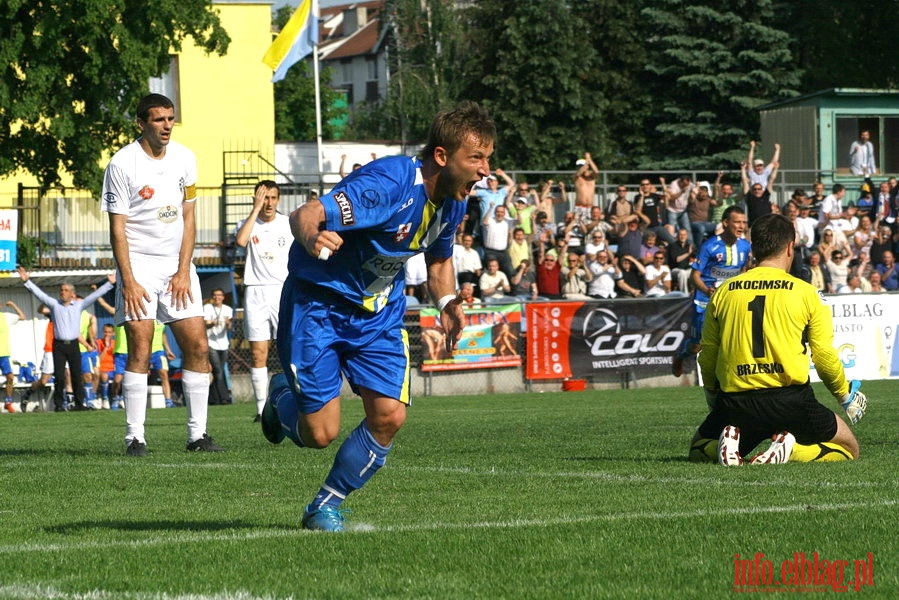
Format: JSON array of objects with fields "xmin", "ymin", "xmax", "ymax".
[
  {"xmin": 251, "ymin": 366, "xmax": 269, "ymax": 415},
  {"xmin": 182, "ymin": 369, "xmax": 210, "ymax": 443},
  {"xmin": 123, "ymin": 371, "xmax": 148, "ymax": 444}
]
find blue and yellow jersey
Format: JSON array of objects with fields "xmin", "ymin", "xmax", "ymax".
[
  {"xmin": 699, "ymin": 266, "xmax": 848, "ymax": 398},
  {"xmin": 287, "ymin": 156, "xmax": 466, "ymax": 313},
  {"xmin": 691, "ymin": 234, "xmax": 751, "ymax": 308}
]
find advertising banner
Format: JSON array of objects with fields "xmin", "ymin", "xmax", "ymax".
[
  {"xmin": 420, "ymin": 303, "xmax": 523, "ymax": 372},
  {"xmin": 0, "ymin": 210, "xmax": 18, "ymax": 271},
  {"xmin": 526, "ymin": 298, "xmax": 692, "ymax": 380},
  {"xmin": 817, "ymin": 293, "xmax": 899, "ymax": 381}
]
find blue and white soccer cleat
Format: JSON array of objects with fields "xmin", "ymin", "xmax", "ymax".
[
  {"xmin": 302, "ymin": 504, "xmax": 350, "ymax": 532},
  {"xmin": 261, "ymin": 373, "xmax": 288, "ymax": 444},
  {"xmin": 840, "ymin": 380, "xmax": 867, "ymax": 425}
]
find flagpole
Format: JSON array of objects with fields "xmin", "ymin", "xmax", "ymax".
[{"xmin": 312, "ymin": 0, "xmax": 323, "ymax": 189}]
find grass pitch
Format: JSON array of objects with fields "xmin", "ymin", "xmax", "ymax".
[{"xmin": 0, "ymin": 380, "xmax": 895, "ymax": 599}]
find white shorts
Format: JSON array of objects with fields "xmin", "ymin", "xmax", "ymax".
[
  {"xmin": 115, "ymin": 256, "xmax": 204, "ymax": 324},
  {"xmin": 40, "ymin": 351, "xmax": 53, "ymax": 375},
  {"xmin": 244, "ymin": 284, "xmax": 282, "ymax": 342}
]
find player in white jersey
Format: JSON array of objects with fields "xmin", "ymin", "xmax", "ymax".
[
  {"xmin": 234, "ymin": 180, "xmax": 291, "ymax": 421},
  {"xmin": 102, "ymin": 93, "xmax": 223, "ymax": 456}
]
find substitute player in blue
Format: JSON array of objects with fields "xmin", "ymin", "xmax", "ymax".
[
  {"xmin": 262, "ymin": 102, "xmax": 496, "ymax": 531},
  {"xmin": 672, "ymin": 206, "xmax": 751, "ymax": 378}
]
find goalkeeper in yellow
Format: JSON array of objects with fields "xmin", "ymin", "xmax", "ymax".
[{"xmin": 690, "ymin": 213, "xmax": 867, "ymax": 465}]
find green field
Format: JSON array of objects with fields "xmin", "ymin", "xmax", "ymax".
[{"xmin": 0, "ymin": 381, "xmax": 895, "ymax": 599}]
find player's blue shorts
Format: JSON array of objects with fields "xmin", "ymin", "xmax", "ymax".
[
  {"xmin": 81, "ymin": 350, "xmax": 98, "ymax": 374},
  {"xmin": 150, "ymin": 350, "xmax": 168, "ymax": 372},
  {"xmin": 0, "ymin": 356, "xmax": 11, "ymax": 376},
  {"xmin": 276, "ymin": 279, "xmax": 411, "ymax": 415},
  {"xmin": 114, "ymin": 353, "xmax": 127, "ymax": 376}
]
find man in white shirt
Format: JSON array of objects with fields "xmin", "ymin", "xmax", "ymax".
[
  {"xmin": 102, "ymin": 93, "xmax": 223, "ymax": 455},
  {"xmin": 482, "ymin": 204, "xmax": 513, "ymax": 276},
  {"xmin": 644, "ymin": 252, "xmax": 673, "ymax": 297},
  {"xmin": 849, "ymin": 130, "xmax": 877, "ymax": 176},
  {"xmin": 203, "ymin": 289, "xmax": 233, "ymax": 405},
  {"xmin": 235, "ymin": 180, "xmax": 291, "ymax": 421},
  {"xmin": 817, "ymin": 184, "xmax": 847, "ymax": 233},
  {"xmin": 452, "ymin": 233, "xmax": 483, "ymax": 291}
]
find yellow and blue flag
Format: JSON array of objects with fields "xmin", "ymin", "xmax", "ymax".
[{"xmin": 262, "ymin": 0, "xmax": 319, "ymax": 83}]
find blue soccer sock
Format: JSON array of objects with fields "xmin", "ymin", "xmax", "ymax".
[
  {"xmin": 84, "ymin": 383, "xmax": 95, "ymax": 402},
  {"xmin": 312, "ymin": 420, "xmax": 391, "ymax": 510},
  {"xmin": 100, "ymin": 380, "xmax": 110, "ymax": 400}
]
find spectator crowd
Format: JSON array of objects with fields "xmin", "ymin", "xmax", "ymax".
[{"xmin": 399, "ymin": 142, "xmax": 899, "ymax": 306}]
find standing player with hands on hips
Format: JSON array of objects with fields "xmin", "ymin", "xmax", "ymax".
[
  {"xmin": 103, "ymin": 93, "xmax": 223, "ymax": 456},
  {"xmin": 690, "ymin": 213, "xmax": 868, "ymax": 465},
  {"xmin": 262, "ymin": 102, "xmax": 496, "ymax": 531}
]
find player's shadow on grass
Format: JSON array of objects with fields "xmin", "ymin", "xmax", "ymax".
[{"xmin": 46, "ymin": 520, "xmax": 258, "ymax": 535}]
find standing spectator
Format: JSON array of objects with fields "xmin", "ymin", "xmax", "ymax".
[
  {"xmin": 638, "ymin": 230, "xmax": 661, "ymax": 265},
  {"xmin": 849, "ymin": 130, "xmax": 877, "ymax": 176},
  {"xmin": 806, "ymin": 250, "xmax": 833, "ymax": 293},
  {"xmin": 807, "ymin": 182, "xmax": 827, "ymax": 217},
  {"xmin": 537, "ymin": 179, "xmax": 566, "ymax": 222},
  {"xmin": 876, "ymin": 251, "xmax": 899, "ymax": 290},
  {"xmin": 204, "ymin": 289, "xmax": 233, "ymax": 406},
  {"xmin": 689, "ymin": 183, "xmax": 717, "ymax": 245},
  {"xmin": 472, "ymin": 168, "xmax": 513, "ymax": 239},
  {"xmin": 561, "ymin": 253, "xmax": 593, "ymax": 300},
  {"xmin": 403, "ymin": 252, "xmax": 429, "ymax": 304},
  {"xmin": 506, "ymin": 195, "xmax": 536, "ymax": 242},
  {"xmin": 235, "ymin": 180, "xmax": 291, "ymax": 422},
  {"xmin": 616, "ymin": 255, "xmax": 646, "ymax": 298},
  {"xmin": 617, "ymin": 220, "xmax": 643, "ymax": 261},
  {"xmin": 666, "ymin": 228, "xmax": 696, "ymax": 293},
  {"xmin": 635, "ymin": 178, "xmax": 674, "ymax": 244},
  {"xmin": 452, "ymin": 233, "xmax": 483, "ymax": 292},
  {"xmin": 746, "ymin": 140, "xmax": 781, "ymax": 189},
  {"xmin": 510, "ymin": 259, "xmax": 540, "ymax": 301},
  {"xmin": 95, "ymin": 323, "xmax": 116, "ymax": 409},
  {"xmin": 150, "ymin": 321, "xmax": 177, "ymax": 408},
  {"xmin": 535, "ymin": 250, "xmax": 563, "ymax": 299},
  {"xmin": 261, "ymin": 102, "xmax": 495, "ymax": 531},
  {"xmin": 826, "ymin": 250, "xmax": 849, "ymax": 290},
  {"xmin": 712, "ymin": 173, "xmax": 742, "ymax": 229},
  {"xmin": 573, "ymin": 152, "xmax": 600, "ymax": 215},
  {"xmin": 868, "ymin": 225, "xmax": 895, "ymax": 266},
  {"xmin": 644, "ymin": 252, "xmax": 674, "ymax": 297},
  {"xmin": 817, "ymin": 184, "xmax": 847, "ymax": 234},
  {"xmin": 17, "ymin": 269, "xmax": 113, "ymax": 411},
  {"xmin": 482, "ymin": 203, "xmax": 514, "ymax": 276},
  {"xmin": 532, "ymin": 211, "xmax": 556, "ymax": 251},
  {"xmin": 741, "ymin": 162, "xmax": 778, "ymax": 228},
  {"xmin": 479, "ymin": 258, "xmax": 511, "ymax": 304},
  {"xmin": 584, "ymin": 205, "xmax": 613, "ymax": 240},
  {"xmin": 796, "ymin": 204, "xmax": 817, "ymax": 248},
  {"xmin": 102, "ymin": 93, "xmax": 222, "ymax": 455},
  {"xmin": 587, "ymin": 251, "xmax": 620, "ymax": 299},
  {"xmin": 0, "ymin": 300, "xmax": 26, "ymax": 413},
  {"xmin": 506, "ymin": 227, "xmax": 531, "ymax": 274},
  {"xmin": 558, "ymin": 211, "xmax": 587, "ymax": 255},
  {"xmin": 607, "ymin": 185, "xmax": 640, "ymax": 240},
  {"xmin": 872, "ymin": 181, "xmax": 895, "ymax": 226},
  {"xmin": 662, "ymin": 175, "xmax": 694, "ymax": 243}
]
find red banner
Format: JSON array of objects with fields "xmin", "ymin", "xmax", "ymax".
[
  {"xmin": 526, "ymin": 298, "xmax": 692, "ymax": 380},
  {"xmin": 420, "ymin": 303, "xmax": 523, "ymax": 372}
]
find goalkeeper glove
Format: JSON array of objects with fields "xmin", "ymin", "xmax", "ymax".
[{"xmin": 840, "ymin": 379, "xmax": 867, "ymax": 425}]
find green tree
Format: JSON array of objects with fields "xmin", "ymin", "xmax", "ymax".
[
  {"xmin": 272, "ymin": 6, "xmax": 345, "ymax": 141},
  {"xmin": 639, "ymin": 0, "xmax": 801, "ymax": 169},
  {"xmin": 460, "ymin": 0, "xmax": 605, "ymax": 171},
  {"xmin": 782, "ymin": 0, "xmax": 899, "ymax": 90},
  {"xmin": 348, "ymin": 0, "xmax": 464, "ymax": 145},
  {"xmin": 0, "ymin": 0, "xmax": 229, "ymax": 194}
]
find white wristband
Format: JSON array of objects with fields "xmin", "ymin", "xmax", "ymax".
[
  {"xmin": 317, "ymin": 247, "xmax": 331, "ymax": 261},
  {"xmin": 437, "ymin": 294, "xmax": 457, "ymax": 311}
]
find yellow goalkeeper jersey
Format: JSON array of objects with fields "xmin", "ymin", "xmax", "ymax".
[{"xmin": 698, "ymin": 266, "xmax": 848, "ymax": 399}]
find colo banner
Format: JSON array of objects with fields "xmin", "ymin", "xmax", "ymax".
[
  {"xmin": 420, "ymin": 303, "xmax": 523, "ymax": 372},
  {"xmin": 819, "ymin": 292, "xmax": 899, "ymax": 381},
  {"xmin": 526, "ymin": 298, "xmax": 692, "ymax": 380}
]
